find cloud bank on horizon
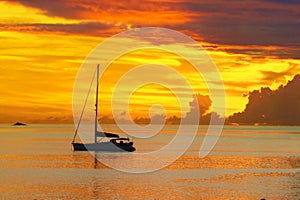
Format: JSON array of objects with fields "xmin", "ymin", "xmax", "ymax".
[
  {"xmin": 130, "ymin": 74, "xmax": 300, "ymax": 125},
  {"xmin": 26, "ymin": 73, "xmax": 300, "ymax": 125},
  {"xmin": 228, "ymin": 74, "xmax": 300, "ymax": 125}
]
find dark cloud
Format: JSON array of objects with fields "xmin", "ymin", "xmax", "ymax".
[
  {"xmin": 0, "ymin": 22, "xmax": 119, "ymax": 36},
  {"xmin": 169, "ymin": 19, "xmax": 299, "ymax": 58},
  {"xmin": 13, "ymin": 0, "xmax": 86, "ymax": 19},
  {"xmin": 166, "ymin": 0, "xmax": 300, "ymax": 58},
  {"xmin": 228, "ymin": 74, "xmax": 300, "ymax": 125},
  {"xmin": 180, "ymin": 93, "xmax": 224, "ymax": 125},
  {"xmin": 14, "ymin": 0, "xmax": 186, "ymax": 23},
  {"xmin": 187, "ymin": 93, "xmax": 211, "ymax": 117},
  {"xmin": 262, "ymin": 0, "xmax": 300, "ymax": 4}
]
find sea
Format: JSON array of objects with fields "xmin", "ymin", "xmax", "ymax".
[{"xmin": 0, "ymin": 124, "xmax": 299, "ymax": 199}]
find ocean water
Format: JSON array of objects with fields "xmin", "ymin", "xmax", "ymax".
[{"xmin": 0, "ymin": 124, "xmax": 299, "ymax": 199}]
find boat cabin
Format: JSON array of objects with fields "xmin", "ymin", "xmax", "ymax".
[{"xmin": 110, "ymin": 138, "xmax": 134, "ymax": 146}]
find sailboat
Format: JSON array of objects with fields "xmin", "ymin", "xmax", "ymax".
[{"xmin": 71, "ymin": 64, "xmax": 136, "ymax": 152}]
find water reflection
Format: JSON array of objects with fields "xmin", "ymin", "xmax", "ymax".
[
  {"xmin": 0, "ymin": 124, "xmax": 299, "ymax": 199},
  {"xmin": 0, "ymin": 152, "xmax": 298, "ymax": 170}
]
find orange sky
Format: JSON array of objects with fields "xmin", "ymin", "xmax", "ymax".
[{"xmin": 0, "ymin": 1, "xmax": 299, "ymax": 123}]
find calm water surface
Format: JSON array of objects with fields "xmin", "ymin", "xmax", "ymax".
[{"xmin": 0, "ymin": 124, "xmax": 299, "ymax": 199}]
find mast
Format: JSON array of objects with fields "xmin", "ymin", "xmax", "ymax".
[
  {"xmin": 72, "ymin": 67, "xmax": 96, "ymax": 144},
  {"xmin": 95, "ymin": 64, "xmax": 99, "ymax": 143}
]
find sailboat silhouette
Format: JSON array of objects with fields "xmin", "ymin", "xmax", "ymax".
[{"xmin": 71, "ymin": 64, "xmax": 136, "ymax": 152}]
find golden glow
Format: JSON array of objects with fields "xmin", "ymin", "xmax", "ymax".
[
  {"xmin": 0, "ymin": 1, "xmax": 299, "ymax": 123},
  {"xmin": 98, "ymin": 48, "xmax": 208, "ymax": 120},
  {"xmin": 129, "ymin": 84, "xmax": 180, "ymax": 118},
  {"xmin": 0, "ymin": 30, "xmax": 103, "ymax": 123}
]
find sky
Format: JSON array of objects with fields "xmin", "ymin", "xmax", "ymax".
[{"xmin": 0, "ymin": 0, "xmax": 299, "ymax": 124}]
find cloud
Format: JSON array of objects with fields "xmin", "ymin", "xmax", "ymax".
[
  {"xmin": 188, "ymin": 94, "xmax": 211, "ymax": 116},
  {"xmin": 166, "ymin": 0, "xmax": 300, "ymax": 59},
  {"xmin": 0, "ymin": 22, "xmax": 120, "ymax": 36},
  {"xmin": 220, "ymin": 47, "xmax": 300, "ymax": 60},
  {"xmin": 96, "ymin": 93, "xmax": 225, "ymax": 125},
  {"xmin": 12, "ymin": 0, "xmax": 83, "ymax": 19},
  {"xmin": 14, "ymin": 0, "xmax": 193, "ymax": 25},
  {"xmin": 262, "ymin": 0, "xmax": 300, "ymax": 4},
  {"xmin": 182, "ymin": 93, "xmax": 225, "ymax": 124},
  {"xmin": 260, "ymin": 63, "xmax": 299, "ymax": 83},
  {"xmin": 10, "ymin": 0, "xmax": 300, "ymax": 59},
  {"xmin": 172, "ymin": 0, "xmax": 299, "ymax": 40},
  {"xmin": 228, "ymin": 74, "xmax": 300, "ymax": 125}
]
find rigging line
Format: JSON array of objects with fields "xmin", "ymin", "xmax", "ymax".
[{"xmin": 72, "ymin": 67, "xmax": 97, "ymax": 143}]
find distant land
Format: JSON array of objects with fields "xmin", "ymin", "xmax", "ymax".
[{"xmin": 12, "ymin": 122, "xmax": 27, "ymax": 126}]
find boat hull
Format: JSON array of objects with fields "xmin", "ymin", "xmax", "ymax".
[{"xmin": 72, "ymin": 142, "xmax": 136, "ymax": 152}]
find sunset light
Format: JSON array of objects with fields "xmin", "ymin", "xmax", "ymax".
[
  {"xmin": 1, "ymin": 1, "xmax": 300, "ymax": 199},
  {"xmin": 0, "ymin": 0, "xmax": 299, "ymax": 125}
]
